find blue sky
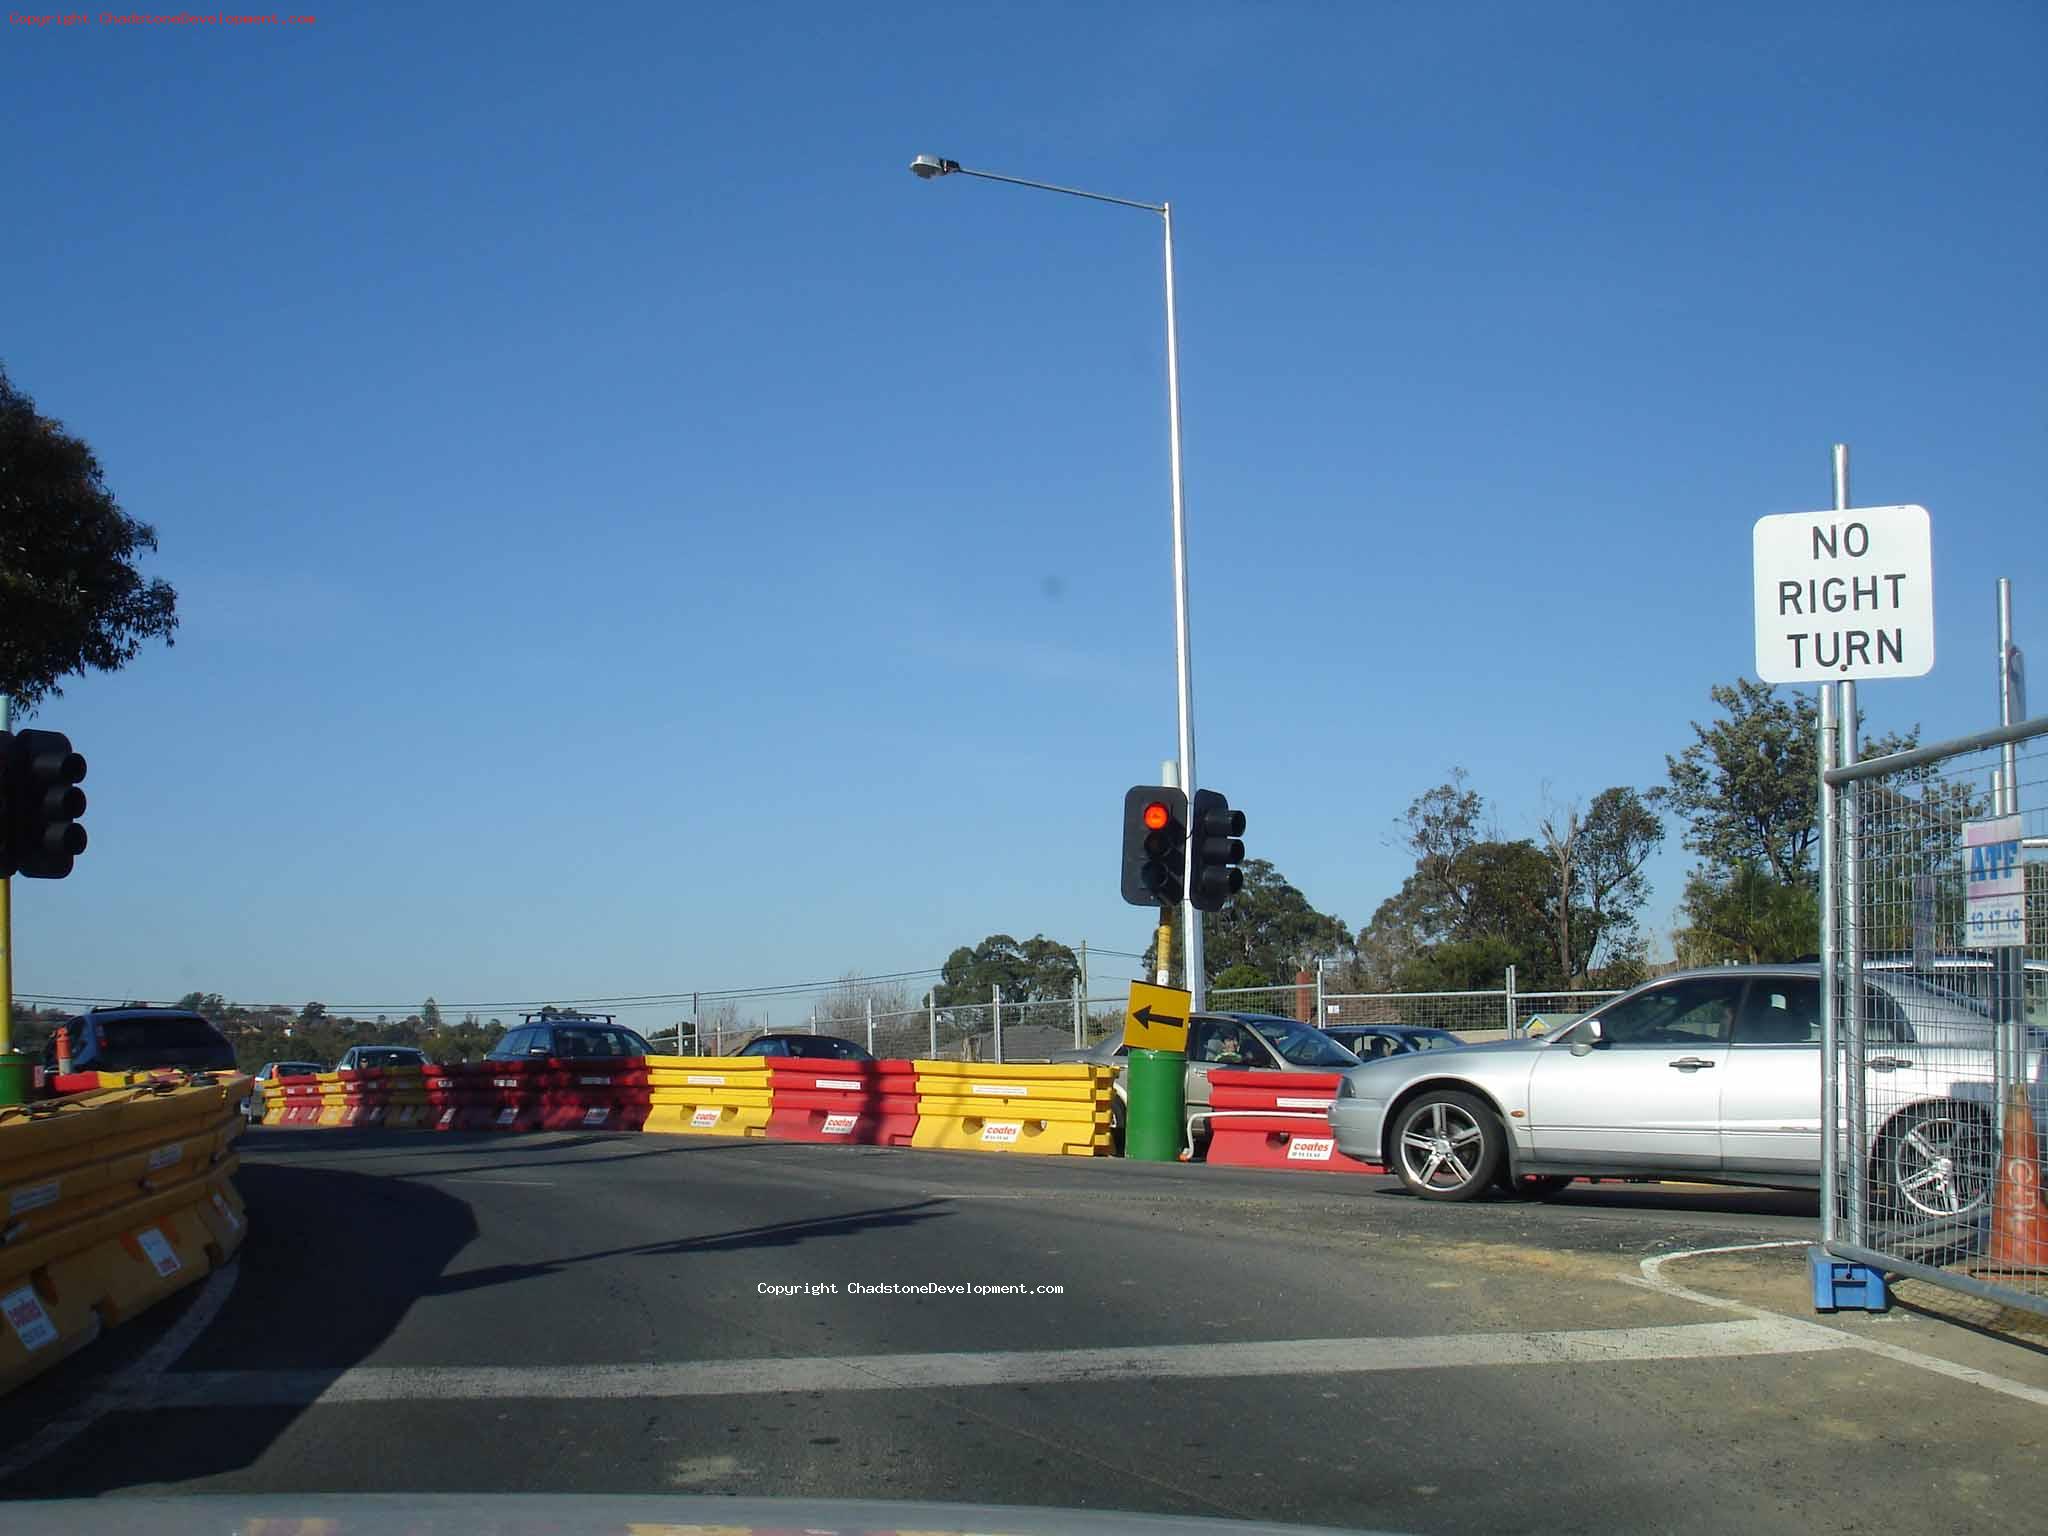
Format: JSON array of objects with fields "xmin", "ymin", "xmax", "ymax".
[{"xmin": 5, "ymin": 2, "xmax": 2043, "ymax": 1024}]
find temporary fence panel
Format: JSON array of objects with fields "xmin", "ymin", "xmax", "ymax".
[{"xmin": 1819, "ymin": 712, "xmax": 2047, "ymax": 1317}]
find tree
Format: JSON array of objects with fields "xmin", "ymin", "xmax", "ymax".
[
  {"xmin": 1212, "ymin": 963, "xmax": 1271, "ymax": 991},
  {"xmin": 1535, "ymin": 796, "xmax": 1583, "ymax": 989},
  {"xmin": 811, "ymin": 973, "xmax": 915, "ymax": 1031},
  {"xmin": 1136, "ymin": 861, "xmax": 1351, "ymax": 988},
  {"xmin": 1539, "ymin": 787, "xmax": 1664, "ymax": 983},
  {"xmin": 933, "ymin": 935, "xmax": 1079, "ymax": 1009},
  {"xmin": 1656, "ymin": 678, "xmax": 1915, "ymax": 884},
  {"xmin": 1402, "ymin": 770, "xmax": 1484, "ymax": 925},
  {"xmin": 1200, "ymin": 860, "xmax": 1352, "ymax": 984},
  {"xmin": 1672, "ymin": 862, "xmax": 1819, "ymax": 965},
  {"xmin": 421, "ymin": 997, "xmax": 445, "ymax": 1033},
  {"xmin": 1577, "ymin": 787, "xmax": 1662, "ymax": 969},
  {"xmin": 1, "ymin": 363, "xmax": 179, "ymax": 711}
]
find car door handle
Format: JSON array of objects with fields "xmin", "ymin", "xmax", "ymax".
[
  {"xmin": 1667, "ymin": 1057, "xmax": 1717, "ymax": 1071},
  {"xmin": 1868, "ymin": 1057, "xmax": 1912, "ymax": 1072}
]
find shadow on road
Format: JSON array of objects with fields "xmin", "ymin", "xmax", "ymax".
[
  {"xmin": 1363, "ymin": 1179, "xmax": 1820, "ymax": 1219},
  {"xmin": 425, "ymin": 1199, "xmax": 952, "ymax": 1297},
  {"xmin": 0, "ymin": 1159, "xmax": 478, "ymax": 1499}
]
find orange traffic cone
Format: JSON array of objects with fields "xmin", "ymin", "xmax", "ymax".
[{"xmin": 1975, "ymin": 1084, "xmax": 2048, "ymax": 1275}]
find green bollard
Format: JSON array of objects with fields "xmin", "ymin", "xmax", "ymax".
[
  {"xmin": 0, "ymin": 1051, "xmax": 33, "ymax": 1108},
  {"xmin": 1124, "ymin": 1047, "xmax": 1186, "ymax": 1162}
]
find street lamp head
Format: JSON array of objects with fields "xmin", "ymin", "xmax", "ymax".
[{"xmin": 909, "ymin": 154, "xmax": 960, "ymax": 180}]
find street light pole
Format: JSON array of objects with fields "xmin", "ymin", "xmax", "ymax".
[{"xmin": 910, "ymin": 155, "xmax": 1205, "ymax": 1007}]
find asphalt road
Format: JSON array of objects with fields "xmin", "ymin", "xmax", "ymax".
[{"xmin": 3, "ymin": 1128, "xmax": 2045, "ymax": 1534}]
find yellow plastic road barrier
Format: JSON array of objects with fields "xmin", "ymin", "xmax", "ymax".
[
  {"xmin": 910, "ymin": 1062, "xmax": 1114, "ymax": 1156},
  {"xmin": 1, "ymin": 1078, "xmax": 249, "ymax": 1397},
  {"xmin": 641, "ymin": 1056, "xmax": 772, "ymax": 1137}
]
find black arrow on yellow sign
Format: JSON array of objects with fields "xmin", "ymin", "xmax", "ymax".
[{"xmin": 1132, "ymin": 1003, "xmax": 1185, "ymax": 1031}]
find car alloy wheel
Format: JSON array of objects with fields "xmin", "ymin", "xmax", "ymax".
[
  {"xmin": 1392, "ymin": 1091, "xmax": 1502, "ymax": 1201},
  {"xmin": 1882, "ymin": 1103, "xmax": 1995, "ymax": 1222}
]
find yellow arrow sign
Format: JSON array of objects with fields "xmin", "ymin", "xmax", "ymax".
[{"xmin": 1123, "ymin": 981, "xmax": 1193, "ymax": 1052}]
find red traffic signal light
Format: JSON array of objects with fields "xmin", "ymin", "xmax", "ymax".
[{"xmin": 1121, "ymin": 785, "xmax": 1186, "ymax": 907}]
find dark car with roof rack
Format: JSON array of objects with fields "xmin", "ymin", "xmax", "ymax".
[{"xmin": 41, "ymin": 1003, "xmax": 237, "ymax": 1077}]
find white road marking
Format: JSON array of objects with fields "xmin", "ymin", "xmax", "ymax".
[
  {"xmin": 153, "ymin": 1318, "xmax": 1841, "ymax": 1407},
  {"xmin": 434, "ymin": 1178, "xmax": 558, "ymax": 1187},
  {"xmin": 0, "ymin": 1259, "xmax": 240, "ymax": 1483},
  {"xmin": 1630, "ymin": 1240, "xmax": 2048, "ymax": 1410}
]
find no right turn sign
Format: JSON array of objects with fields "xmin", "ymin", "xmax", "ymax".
[{"xmin": 1753, "ymin": 504, "xmax": 1933, "ymax": 683}]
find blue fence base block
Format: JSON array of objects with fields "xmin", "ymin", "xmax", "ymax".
[{"xmin": 1810, "ymin": 1247, "xmax": 1889, "ymax": 1312}]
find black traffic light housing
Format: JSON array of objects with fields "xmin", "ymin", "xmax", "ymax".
[
  {"xmin": 1188, "ymin": 788, "xmax": 1246, "ymax": 912},
  {"xmin": 1, "ymin": 729, "xmax": 89, "ymax": 880},
  {"xmin": 1120, "ymin": 785, "xmax": 1187, "ymax": 907}
]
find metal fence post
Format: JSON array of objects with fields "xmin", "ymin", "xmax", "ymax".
[
  {"xmin": 1842, "ymin": 701, "xmax": 1867, "ymax": 1248},
  {"xmin": 1315, "ymin": 959, "xmax": 1325, "ymax": 1026},
  {"xmin": 992, "ymin": 983, "xmax": 1004, "ymax": 1064},
  {"xmin": 1504, "ymin": 964, "xmax": 1517, "ymax": 1037},
  {"xmin": 1996, "ymin": 578, "xmax": 2024, "ymax": 1145},
  {"xmin": 927, "ymin": 991, "xmax": 938, "ymax": 1059},
  {"xmin": 1072, "ymin": 976, "xmax": 1083, "ymax": 1047},
  {"xmin": 1818, "ymin": 682, "xmax": 1840, "ymax": 1247},
  {"xmin": 865, "ymin": 998, "xmax": 874, "ymax": 1055}
]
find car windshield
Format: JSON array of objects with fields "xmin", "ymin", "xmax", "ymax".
[{"xmin": 1246, "ymin": 1017, "xmax": 1360, "ymax": 1068}]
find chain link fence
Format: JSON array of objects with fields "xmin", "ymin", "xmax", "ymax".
[
  {"xmin": 658, "ymin": 974, "xmax": 1634, "ymax": 1060},
  {"xmin": 1821, "ymin": 706, "xmax": 2047, "ymax": 1318},
  {"xmin": 1322, "ymin": 982, "xmax": 1621, "ymax": 1040}
]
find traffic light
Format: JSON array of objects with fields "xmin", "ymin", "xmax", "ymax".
[
  {"xmin": 1188, "ymin": 788, "xmax": 1245, "ymax": 912},
  {"xmin": 1, "ymin": 729, "xmax": 89, "ymax": 880},
  {"xmin": 1120, "ymin": 785, "xmax": 1186, "ymax": 907}
]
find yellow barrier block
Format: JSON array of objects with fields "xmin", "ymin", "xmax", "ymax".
[
  {"xmin": 911, "ymin": 1105, "xmax": 1111, "ymax": 1156},
  {"xmin": 1, "ymin": 1081, "xmax": 250, "ymax": 1401},
  {"xmin": 1, "ymin": 1080, "xmax": 248, "ymax": 1177},
  {"xmin": 907, "ymin": 1062, "xmax": 1114, "ymax": 1157},
  {"xmin": 637, "ymin": 1058, "xmax": 773, "ymax": 1137},
  {"xmin": 3, "ymin": 1163, "xmax": 244, "ymax": 1397},
  {"xmin": 642, "ymin": 1102, "xmax": 770, "ymax": 1137}
]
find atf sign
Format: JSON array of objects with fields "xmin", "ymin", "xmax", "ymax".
[
  {"xmin": 1752, "ymin": 505, "xmax": 1933, "ymax": 683},
  {"xmin": 1964, "ymin": 815, "xmax": 2026, "ymax": 948}
]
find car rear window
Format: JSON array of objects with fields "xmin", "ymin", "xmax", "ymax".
[
  {"xmin": 98, "ymin": 1016, "xmax": 221, "ymax": 1050},
  {"xmin": 354, "ymin": 1049, "xmax": 423, "ymax": 1069}
]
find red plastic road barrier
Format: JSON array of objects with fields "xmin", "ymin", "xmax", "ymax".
[
  {"xmin": 277, "ymin": 1076, "xmax": 326, "ymax": 1126},
  {"xmin": 761, "ymin": 1060, "xmax": 919, "ymax": 1146},
  {"xmin": 1201, "ymin": 1070, "xmax": 1378, "ymax": 1174}
]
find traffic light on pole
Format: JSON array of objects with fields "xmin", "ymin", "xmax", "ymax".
[
  {"xmin": 1120, "ymin": 785, "xmax": 1186, "ymax": 907},
  {"xmin": 1188, "ymin": 788, "xmax": 1245, "ymax": 912},
  {"xmin": 0, "ymin": 730, "xmax": 89, "ymax": 880}
]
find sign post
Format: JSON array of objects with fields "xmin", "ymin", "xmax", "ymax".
[{"xmin": 1122, "ymin": 980, "xmax": 1192, "ymax": 1162}]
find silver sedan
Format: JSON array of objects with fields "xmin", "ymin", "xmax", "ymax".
[{"xmin": 1328, "ymin": 963, "xmax": 2039, "ymax": 1217}]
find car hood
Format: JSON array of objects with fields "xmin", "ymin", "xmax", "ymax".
[{"xmin": 0, "ymin": 1493, "xmax": 1402, "ymax": 1536}]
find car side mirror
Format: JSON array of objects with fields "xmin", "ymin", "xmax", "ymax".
[{"xmin": 1569, "ymin": 1019, "xmax": 1603, "ymax": 1056}]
